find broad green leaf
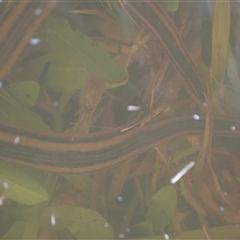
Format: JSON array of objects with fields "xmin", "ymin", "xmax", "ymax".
[
  {"xmin": 211, "ymin": 0, "xmax": 230, "ymax": 82},
  {"xmin": 36, "ymin": 16, "xmax": 127, "ymax": 84},
  {"xmin": 40, "ymin": 205, "xmax": 114, "ymax": 239},
  {"xmin": 128, "ymin": 221, "xmax": 154, "ymax": 238},
  {"xmin": 64, "ymin": 174, "xmax": 92, "ymax": 197},
  {"xmin": 0, "ymin": 87, "xmax": 51, "ymax": 132},
  {"xmin": 4, "ymin": 81, "xmax": 39, "ymax": 107},
  {"xmin": 26, "ymin": 52, "xmax": 89, "ymax": 92},
  {"xmin": 157, "ymin": 0, "xmax": 179, "ymax": 12},
  {"xmin": 0, "ymin": 162, "xmax": 49, "ymax": 205},
  {"xmin": 2, "ymin": 220, "xmax": 26, "ymax": 239},
  {"xmin": 146, "ymin": 186, "xmax": 177, "ymax": 232}
]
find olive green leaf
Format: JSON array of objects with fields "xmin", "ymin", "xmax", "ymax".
[
  {"xmin": 26, "ymin": 16, "xmax": 127, "ymax": 93},
  {"xmin": 0, "ymin": 162, "xmax": 49, "ymax": 205},
  {"xmin": 2, "ymin": 221, "xmax": 26, "ymax": 239},
  {"xmin": 146, "ymin": 186, "xmax": 177, "ymax": 232},
  {"xmin": 157, "ymin": 0, "xmax": 179, "ymax": 12},
  {"xmin": 0, "ymin": 86, "xmax": 51, "ymax": 132},
  {"xmin": 4, "ymin": 81, "xmax": 39, "ymax": 107},
  {"xmin": 40, "ymin": 205, "xmax": 114, "ymax": 239}
]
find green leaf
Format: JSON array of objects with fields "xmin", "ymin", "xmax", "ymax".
[
  {"xmin": 157, "ymin": 0, "xmax": 179, "ymax": 12},
  {"xmin": 2, "ymin": 220, "xmax": 26, "ymax": 239},
  {"xmin": 26, "ymin": 53, "xmax": 89, "ymax": 92},
  {"xmin": 146, "ymin": 186, "xmax": 177, "ymax": 232},
  {"xmin": 36, "ymin": 16, "xmax": 127, "ymax": 85},
  {"xmin": 211, "ymin": 0, "xmax": 230, "ymax": 82},
  {"xmin": 129, "ymin": 221, "xmax": 154, "ymax": 238},
  {"xmin": 40, "ymin": 205, "xmax": 114, "ymax": 239},
  {"xmin": 0, "ymin": 87, "xmax": 51, "ymax": 132},
  {"xmin": 64, "ymin": 174, "xmax": 92, "ymax": 197},
  {"xmin": 4, "ymin": 81, "xmax": 39, "ymax": 107},
  {"xmin": 0, "ymin": 162, "xmax": 49, "ymax": 205}
]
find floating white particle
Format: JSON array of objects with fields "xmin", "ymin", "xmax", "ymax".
[
  {"xmin": 164, "ymin": 233, "xmax": 170, "ymax": 240},
  {"xmin": 34, "ymin": 8, "xmax": 42, "ymax": 16},
  {"xmin": 127, "ymin": 105, "xmax": 141, "ymax": 111},
  {"xmin": 117, "ymin": 195, "xmax": 123, "ymax": 201},
  {"xmin": 14, "ymin": 136, "xmax": 21, "ymax": 144},
  {"xmin": 125, "ymin": 228, "xmax": 131, "ymax": 233},
  {"xmin": 29, "ymin": 38, "xmax": 41, "ymax": 45},
  {"xmin": 0, "ymin": 81, "xmax": 2, "ymax": 88},
  {"xmin": 2, "ymin": 181, "xmax": 9, "ymax": 190},
  {"xmin": 118, "ymin": 233, "xmax": 125, "ymax": 238},
  {"xmin": 53, "ymin": 101, "xmax": 58, "ymax": 107},
  {"xmin": 0, "ymin": 195, "xmax": 5, "ymax": 206},
  {"xmin": 0, "ymin": 0, "xmax": 3, "ymax": 3},
  {"xmin": 219, "ymin": 206, "xmax": 225, "ymax": 212},
  {"xmin": 193, "ymin": 114, "xmax": 200, "ymax": 120},
  {"xmin": 231, "ymin": 126, "xmax": 236, "ymax": 131},
  {"xmin": 202, "ymin": 102, "xmax": 207, "ymax": 108},
  {"xmin": 171, "ymin": 161, "xmax": 195, "ymax": 184},
  {"xmin": 51, "ymin": 213, "xmax": 56, "ymax": 226},
  {"xmin": 104, "ymin": 222, "xmax": 109, "ymax": 228}
]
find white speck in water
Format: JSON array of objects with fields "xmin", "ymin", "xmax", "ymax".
[
  {"xmin": 104, "ymin": 222, "xmax": 109, "ymax": 228},
  {"xmin": 219, "ymin": 206, "xmax": 225, "ymax": 212},
  {"xmin": 202, "ymin": 102, "xmax": 207, "ymax": 108},
  {"xmin": 171, "ymin": 161, "xmax": 195, "ymax": 184},
  {"xmin": 125, "ymin": 228, "xmax": 131, "ymax": 233},
  {"xmin": 14, "ymin": 136, "xmax": 21, "ymax": 144},
  {"xmin": 0, "ymin": 0, "xmax": 3, "ymax": 3},
  {"xmin": 223, "ymin": 192, "xmax": 227, "ymax": 196},
  {"xmin": 51, "ymin": 213, "xmax": 56, "ymax": 226},
  {"xmin": 117, "ymin": 195, "xmax": 123, "ymax": 201},
  {"xmin": 53, "ymin": 101, "xmax": 58, "ymax": 107},
  {"xmin": 0, "ymin": 195, "xmax": 5, "ymax": 206},
  {"xmin": 2, "ymin": 181, "xmax": 9, "ymax": 190},
  {"xmin": 193, "ymin": 114, "xmax": 200, "ymax": 120},
  {"xmin": 29, "ymin": 38, "xmax": 41, "ymax": 45},
  {"xmin": 34, "ymin": 8, "xmax": 42, "ymax": 16},
  {"xmin": 118, "ymin": 233, "xmax": 125, "ymax": 238},
  {"xmin": 127, "ymin": 105, "xmax": 141, "ymax": 111},
  {"xmin": 231, "ymin": 126, "xmax": 236, "ymax": 131},
  {"xmin": 164, "ymin": 233, "xmax": 170, "ymax": 240},
  {"xmin": 0, "ymin": 81, "xmax": 2, "ymax": 88}
]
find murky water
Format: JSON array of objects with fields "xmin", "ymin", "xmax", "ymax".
[{"xmin": 0, "ymin": 1, "xmax": 240, "ymax": 239}]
